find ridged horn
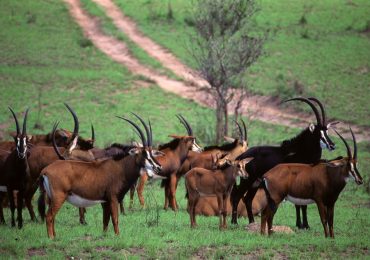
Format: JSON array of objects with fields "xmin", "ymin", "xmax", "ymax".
[
  {"xmin": 22, "ymin": 108, "xmax": 29, "ymax": 136},
  {"xmin": 233, "ymin": 119, "xmax": 243, "ymax": 141},
  {"xmin": 283, "ymin": 97, "xmax": 322, "ymax": 126},
  {"xmin": 178, "ymin": 114, "xmax": 193, "ymax": 136},
  {"xmin": 349, "ymin": 127, "xmax": 357, "ymax": 160},
  {"xmin": 52, "ymin": 121, "xmax": 65, "ymax": 160},
  {"xmin": 64, "ymin": 103, "xmax": 79, "ymax": 141},
  {"xmin": 308, "ymin": 97, "xmax": 326, "ymax": 126},
  {"xmin": 240, "ymin": 118, "xmax": 248, "ymax": 142},
  {"xmin": 117, "ymin": 116, "xmax": 147, "ymax": 147},
  {"xmin": 333, "ymin": 129, "xmax": 352, "ymax": 159},
  {"xmin": 8, "ymin": 107, "xmax": 20, "ymax": 135},
  {"xmin": 91, "ymin": 124, "xmax": 95, "ymax": 143},
  {"xmin": 131, "ymin": 113, "xmax": 151, "ymax": 147}
]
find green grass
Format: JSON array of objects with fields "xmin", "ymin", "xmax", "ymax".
[
  {"xmin": 0, "ymin": 177, "xmax": 369, "ymax": 259},
  {"xmin": 0, "ymin": 0, "xmax": 369, "ymax": 258},
  {"xmin": 79, "ymin": 0, "xmax": 180, "ymax": 80},
  {"xmin": 116, "ymin": 0, "xmax": 370, "ymax": 127}
]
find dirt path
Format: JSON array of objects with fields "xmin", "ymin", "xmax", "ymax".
[{"xmin": 64, "ymin": 0, "xmax": 369, "ymax": 142}]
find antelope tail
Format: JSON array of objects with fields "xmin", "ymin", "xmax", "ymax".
[
  {"xmin": 261, "ymin": 178, "xmax": 277, "ymax": 213},
  {"xmin": 37, "ymin": 176, "xmax": 47, "ymax": 222}
]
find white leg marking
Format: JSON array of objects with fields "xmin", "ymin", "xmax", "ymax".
[{"xmin": 43, "ymin": 176, "xmax": 53, "ymax": 199}]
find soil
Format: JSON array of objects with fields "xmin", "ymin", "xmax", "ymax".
[{"xmin": 64, "ymin": 0, "xmax": 369, "ymax": 142}]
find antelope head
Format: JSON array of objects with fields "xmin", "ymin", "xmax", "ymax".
[
  {"xmin": 216, "ymin": 154, "xmax": 253, "ymax": 178},
  {"xmin": 333, "ymin": 128, "xmax": 363, "ymax": 185},
  {"xmin": 176, "ymin": 114, "xmax": 202, "ymax": 152},
  {"xmin": 283, "ymin": 97, "xmax": 336, "ymax": 151},
  {"xmin": 9, "ymin": 107, "xmax": 29, "ymax": 159},
  {"xmin": 119, "ymin": 114, "xmax": 162, "ymax": 178}
]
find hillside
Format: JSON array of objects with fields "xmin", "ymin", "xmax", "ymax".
[{"xmin": 0, "ymin": 0, "xmax": 369, "ymax": 258}]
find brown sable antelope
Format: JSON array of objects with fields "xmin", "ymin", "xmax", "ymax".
[
  {"xmin": 129, "ymin": 114, "xmax": 201, "ymax": 212},
  {"xmin": 132, "ymin": 117, "xmax": 248, "ymax": 211},
  {"xmin": 261, "ymin": 128, "xmax": 362, "ymax": 238},
  {"xmin": 191, "ymin": 187, "xmax": 266, "ymax": 218},
  {"xmin": 0, "ymin": 108, "xmax": 30, "ymax": 228},
  {"xmin": 185, "ymin": 156, "xmax": 253, "ymax": 229},
  {"xmin": 39, "ymin": 116, "xmax": 162, "ymax": 239},
  {"xmin": 165, "ymin": 118, "xmax": 248, "ymax": 210},
  {"xmin": 15, "ymin": 103, "xmax": 95, "ymax": 223}
]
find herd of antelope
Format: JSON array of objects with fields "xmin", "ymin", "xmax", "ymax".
[{"xmin": 0, "ymin": 97, "xmax": 363, "ymax": 239}]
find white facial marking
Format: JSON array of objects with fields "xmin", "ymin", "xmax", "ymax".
[
  {"xmin": 286, "ymin": 195, "xmax": 315, "ymax": 205},
  {"xmin": 67, "ymin": 193, "xmax": 105, "ymax": 208},
  {"xmin": 0, "ymin": 186, "xmax": 7, "ymax": 192},
  {"xmin": 69, "ymin": 136, "xmax": 78, "ymax": 152}
]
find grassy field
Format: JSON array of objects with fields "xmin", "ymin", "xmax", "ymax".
[
  {"xmin": 116, "ymin": 0, "xmax": 370, "ymax": 127},
  {"xmin": 0, "ymin": 0, "xmax": 369, "ymax": 258}
]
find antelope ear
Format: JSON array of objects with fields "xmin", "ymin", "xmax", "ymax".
[
  {"xmin": 327, "ymin": 121, "xmax": 340, "ymax": 129},
  {"xmin": 309, "ymin": 123, "xmax": 315, "ymax": 133},
  {"xmin": 152, "ymin": 150, "xmax": 165, "ymax": 157},
  {"xmin": 241, "ymin": 157, "xmax": 254, "ymax": 165},
  {"xmin": 9, "ymin": 131, "xmax": 17, "ymax": 138},
  {"xmin": 58, "ymin": 130, "xmax": 69, "ymax": 138},
  {"xmin": 224, "ymin": 136, "xmax": 235, "ymax": 142},
  {"xmin": 128, "ymin": 148, "xmax": 140, "ymax": 156},
  {"xmin": 27, "ymin": 135, "xmax": 33, "ymax": 141}
]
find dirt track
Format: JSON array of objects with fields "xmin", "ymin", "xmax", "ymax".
[{"xmin": 64, "ymin": 0, "xmax": 369, "ymax": 142}]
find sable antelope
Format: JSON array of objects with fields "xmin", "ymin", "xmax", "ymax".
[
  {"xmin": 129, "ymin": 114, "xmax": 201, "ymax": 211},
  {"xmin": 39, "ymin": 116, "xmax": 162, "ymax": 239},
  {"xmin": 159, "ymin": 117, "xmax": 248, "ymax": 211},
  {"xmin": 0, "ymin": 103, "xmax": 94, "ymax": 225},
  {"xmin": 0, "ymin": 108, "xmax": 30, "ymax": 228},
  {"xmin": 261, "ymin": 128, "xmax": 362, "ymax": 238},
  {"xmin": 232, "ymin": 97, "xmax": 336, "ymax": 228},
  {"xmin": 185, "ymin": 157, "xmax": 253, "ymax": 229},
  {"xmin": 191, "ymin": 188, "xmax": 266, "ymax": 218}
]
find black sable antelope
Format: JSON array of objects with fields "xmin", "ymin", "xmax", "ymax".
[
  {"xmin": 231, "ymin": 97, "xmax": 336, "ymax": 229},
  {"xmin": 39, "ymin": 115, "xmax": 162, "ymax": 239},
  {"xmin": 0, "ymin": 108, "xmax": 29, "ymax": 228},
  {"xmin": 261, "ymin": 128, "xmax": 362, "ymax": 238}
]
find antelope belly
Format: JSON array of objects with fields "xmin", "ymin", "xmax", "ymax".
[
  {"xmin": 286, "ymin": 195, "xmax": 314, "ymax": 205},
  {"xmin": 67, "ymin": 193, "xmax": 105, "ymax": 208},
  {"xmin": 0, "ymin": 186, "xmax": 7, "ymax": 192}
]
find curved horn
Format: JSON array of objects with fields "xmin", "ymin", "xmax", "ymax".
[
  {"xmin": 148, "ymin": 120, "xmax": 153, "ymax": 147},
  {"xmin": 232, "ymin": 119, "xmax": 244, "ymax": 141},
  {"xmin": 117, "ymin": 116, "xmax": 147, "ymax": 147},
  {"xmin": 8, "ymin": 107, "xmax": 20, "ymax": 135},
  {"xmin": 22, "ymin": 108, "xmax": 29, "ymax": 136},
  {"xmin": 240, "ymin": 118, "xmax": 248, "ymax": 142},
  {"xmin": 176, "ymin": 115, "xmax": 190, "ymax": 136},
  {"xmin": 179, "ymin": 114, "xmax": 193, "ymax": 136},
  {"xmin": 308, "ymin": 97, "xmax": 326, "ymax": 125},
  {"xmin": 52, "ymin": 121, "xmax": 65, "ymax": 160},
  {"xmin": 131, "ymin": 113, "xmax": 150, "ymax": 147},
  {"xmin": 349, "ymin": 127, "xmax": 357, "ymax": 160},
  {"xmin": 283, "ymin": 97, "xmax": 322, "ymax": 126},
  {"xmin": 91, "ymin": 124, "xmax": 95, "ymax": 143},
  {"xmin": 64, "ymin": 103, "xmax": 79, "ymax": 140},
  {"xmin": 333, "ymin": 129, "xmax": 352, "ymax": 159}
]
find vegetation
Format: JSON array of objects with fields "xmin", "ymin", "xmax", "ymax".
[
  {"xmin": 188, "ymin": 0, "xmax": 264, "ymax": 143},
  {"xmin": 0, "ymin": 0, "xmax": 369, "ymax": 258},
  {"xmin": 116, "ymin": 0, "xmax": 370, "ymax": 127}
]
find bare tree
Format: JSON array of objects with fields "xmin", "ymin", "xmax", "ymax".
[{"xmin": 188, "ymin": 0, "xmax": 264, "ymax": 143}]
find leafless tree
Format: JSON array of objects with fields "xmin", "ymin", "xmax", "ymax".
[{"xmin": 188, "ymin": 0, "xmax": 264, "ymax": 143}]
